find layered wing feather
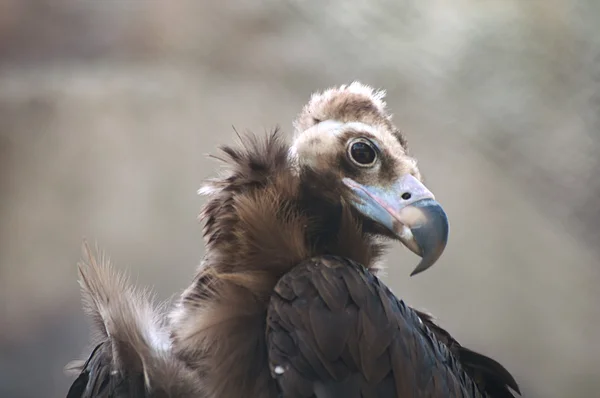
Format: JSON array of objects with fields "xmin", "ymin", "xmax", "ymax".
[{"xmin": 266, "ymin": 256, "xmax": 519, "ymax": 398}]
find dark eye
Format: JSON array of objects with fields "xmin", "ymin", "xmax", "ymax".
[{"xmin": 348, "ymin": 139, "xmax": 377, "ymax": 166}]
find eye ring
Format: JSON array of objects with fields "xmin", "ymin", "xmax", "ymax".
[{"xmin": 347, "ymin": 138, "xmax": 378, "ymax": 167}]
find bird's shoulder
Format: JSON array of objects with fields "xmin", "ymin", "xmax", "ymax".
[{"xmin": 266, "ymin": 255, "xmax": 519, "ymax": 398}]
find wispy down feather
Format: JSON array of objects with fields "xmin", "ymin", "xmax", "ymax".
[{"xmin": 66, "ymin": 242, "xmax": 202, "ymax": 398}]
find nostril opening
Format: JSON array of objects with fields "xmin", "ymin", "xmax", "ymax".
[{"xmin": 401, "ymin": 192, "xmax": 412, "ymax": 200}]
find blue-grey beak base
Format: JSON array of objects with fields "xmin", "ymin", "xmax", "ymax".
[{"xmin": 343, "ymin": 177, "xmax": 449, "ymax": 276}]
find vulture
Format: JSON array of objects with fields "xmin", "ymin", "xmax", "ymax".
[{"xmin": 66, "ymin": 82, "xmax": 520, "ymax": 398}]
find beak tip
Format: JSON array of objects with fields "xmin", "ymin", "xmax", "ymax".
[
  {"xmin": 404, "ymin": 199, "xmax": 449, "ymax": 276},
  {"xmin": 409, "ymin": 258, "xmax": 435, "ymax": 277}
]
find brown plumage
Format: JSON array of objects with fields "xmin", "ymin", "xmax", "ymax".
[{"xmin": 66, "ymin": 82, "xmax": 520, "ymax": 398}]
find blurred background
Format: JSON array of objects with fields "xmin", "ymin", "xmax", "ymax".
[{"xmin": 1, "ymin": 1, "xmax": 599, "ymax": 397}]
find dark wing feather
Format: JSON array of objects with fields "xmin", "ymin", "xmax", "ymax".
[
  {"xmin": 414, "ymin": 311, "xmax": 520, "ymax": 397},
  {"xmin": 66, "ymin": 343, "xmax": 109, "ymax": 398},
  {"xmin": 66, "ymin": 342, "xmax": 146, "ymax": 398},
  {"xmin": 266, "ymin": 255, "xmax": 519, "ymax": 398}
]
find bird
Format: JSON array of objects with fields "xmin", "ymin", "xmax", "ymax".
[{"xmin": 65, "ymin": 82, "xmax": 520, "ymax": 398}]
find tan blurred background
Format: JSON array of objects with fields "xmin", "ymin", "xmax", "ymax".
[{"xmin": 1, "ymin": 1, "xmax": 599, "ymax": 397}]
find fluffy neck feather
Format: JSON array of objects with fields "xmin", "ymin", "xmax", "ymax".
[
  {"xmin": 201, "ymin": 129, "xmax": 384, "ymax": 282},
  {"xmin": 169, "ymin": 129, "xmax": 385, "ymax": 398}
]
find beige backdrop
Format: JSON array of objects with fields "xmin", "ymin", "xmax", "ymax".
[{"xmin": 1, "ymin": 1, "xmax": 599, "ymax": 397}]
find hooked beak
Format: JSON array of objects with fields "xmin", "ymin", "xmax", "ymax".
[{"xmin": 343, "ymin": 175, "xmax": 449, "ymax": 276}]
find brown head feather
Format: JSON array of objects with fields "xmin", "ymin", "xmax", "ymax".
[{"xmin": 293, "ymin": 81, "xmax": 408, "ymax": 150}]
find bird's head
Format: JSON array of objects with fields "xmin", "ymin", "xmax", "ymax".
[{"xmin": 290, "ymin": 82, "xmax": 449, "ymax": 276}]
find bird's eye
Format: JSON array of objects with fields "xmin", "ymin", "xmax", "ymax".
[{"xmin": 348, "ymin": 139, "xmax": 377, "ymax": 167}]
